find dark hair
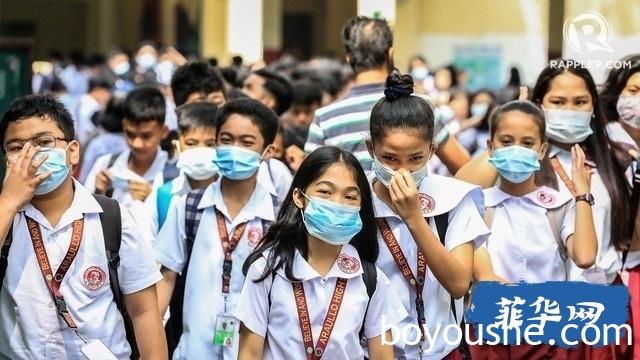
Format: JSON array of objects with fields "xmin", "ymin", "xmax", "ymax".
[
  {"xmin": 291, "ymin": 80, "xmax": 324, "ymax": 107},
  {"xmin": 1, "ymin": 94, "xmax": 75, "ymax": 146},
  {"xmin": 342, "ymin": 16, "xmax": 393, "ymax": 74},
  {"xmin": 600, "ymin": 54, "xmax": 640, "ymax": 122},
  {"xmin": 370, "ymin": 73, "xmax": 435, "ymax": 144},
  {"xmin": 488, "ymin": 100, "xmax": 554, "ymax": 187},
  {"xmin": 123, "ymin": 86, "xmax": 166, "ymax": 125},
  {"xmin": 471, "ymin": 88, "xmax": 496, "ymax": 132},
  {"xmin": 530, "ymin": 59, "xmax": 631, "ymax": 250},
  {"xmin": 171, "ymin": 61, "xmax": 227, "ymax": 107},
  {"xmin": 508, "ymin": 67, "xmax": 522, "ymax": 87},
  {"xmin": 226, "ymin": 88, "xmax": 249, "ymax": 101},
  {"xmin": 254, "ymin": 69, "xmax": 293, "ymax": 116},
  {"xmin": 220, "ymin": 66, "xmax": 240, "ymax": 88},
  {"xmin": 95, "ymin": 96, "xmax": 126, "ymax": 133},
  {"xmin": 436, "ymin": 65, "xmax": 459, "ymax": 88},
  {"xmin": 243, "ymin": 146, "xmax": 378, "ymax": 281},
  {"xmin": 217, "ymin": 98, "xmax": 279, "ymax": 148},
  {"xmin": 176, "ymin": 102, "xmax": 219, "ymax": 134},
  {"xmin": 88, "ymin": 76, "xmax": 114, "ymax": 92},
  {"xmin": 408, "ymin": 55, "xmax": 428, "ymax": 72}
]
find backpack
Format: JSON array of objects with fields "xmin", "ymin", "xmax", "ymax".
[
  {"xmin": 164, "ymin": 187, "xmax": 277, "ymax": 356},
  {"xmin": 156, "ymin": 181, "xmax": 174, "ymax": 229},
  {"xmin": 105, "ymin": 153, "xmax": 179, "ymax": 198},
  {"xmin": 0, "ymin": 195, "xmax": 139, "ymax": 359},
  {"xmin": 484, "ymin": 203, "xmax": 569, "ymax": 267}
]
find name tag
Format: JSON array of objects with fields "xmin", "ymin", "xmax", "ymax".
[
  {"xmin": 213, "ymin": 313, "xmax": 237, "ymax": 347},
  {"xmin": 81, "ymin": 339, "xmax": 118, "ymax": 360}
]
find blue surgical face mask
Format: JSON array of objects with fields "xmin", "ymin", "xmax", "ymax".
[
  {"xmin": 488, "ymin": 145, "xmax": 541, "ymax": 184},
  {"xmin": 544, "ymin": 108, "xmax": 593, "ymax": 144},
  {"xmin": 33, "ymin": 146, "xmax": 71, "ymax": 195},
  {"xmin": 471, "ymin": 103, "xmax": 490, "ymax": 118},
  {"xmin": 299, "ymin": 190, "xmax": 362, "ymax": 246},
  {"xmin": 213, "ymin": 145, "xmax": 264, "ymax": 180},
  {"xmin": 411, "ymin": 66, "xmax": 429, "ymax": 80},
  {"xmin": 372, "ymin": 155, "xmax": 429, "ymax": 188}
]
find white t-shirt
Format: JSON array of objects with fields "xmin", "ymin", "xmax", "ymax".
[
  {"xmin": 153, "ymin": 177, "xmax": 276, "ymax": 359},
  {"xmin": 0, "ymin": 180, "xmax": 161, "ymax": 359},
  {"xmin": 234, "ymin": 245, "xmax": 408, "ymax": 360},
  {"xmin": 484, "ymin": 186, "xmax": 575, "ymax": 282},
  {"xmin": 372, "ymin": 174, "xmax": 489, "ymax": 359}
]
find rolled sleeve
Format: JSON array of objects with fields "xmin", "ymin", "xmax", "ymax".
[
  {"xmin": 234, "ymin": 258, "xmax": 270, "ymax": 338},
  {"xmin": 117, "ymin": 205, "xmax": 163, "ymax": 295},
  {"xmin": 153, "ymin": 197, "xmax": 188, "ymax": 274},
  {"xmin": 363, "ymin": 268, "xmax": 409, "ymax": 339}
]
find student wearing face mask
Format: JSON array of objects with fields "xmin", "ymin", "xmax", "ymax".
[
  {"xmin": 236, "ymin": 146, "xmax": 407, "ymax": 360},
  {"xmin": 367, "ymin": 73, "xmax": 489, "ymax": 359},
  {"xmin": 470, "ymin": 101, "xmax": 597, "ymax": 359},
  {"xmin": 0, "ymin": 94, "xmax": 167, "ymax": 359},
  {"xmin": 154, "ymin": 98, "xmax": 290, "ymax": 359},
  {"xmin": 457, "ymin": 60, "xmax": 632, "ymax": 283}
]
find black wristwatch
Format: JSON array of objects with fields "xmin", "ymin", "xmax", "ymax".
[{"xmin": 575, "ymin": 193, "xmax": 595, "ymax": 206}]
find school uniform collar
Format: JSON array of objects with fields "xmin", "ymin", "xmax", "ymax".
[
  {"xmin": 548, "ymin": 144, "xmax": 596, "ymax": 168},
  {"xmin": 256, "ymin": 160, "xmax": 279, "ymax": 197},
  {"xmin": 171, "ymin": 173, "xmax": 190, "ymax": 195},
  {"xmin": 112, "ymin": 147, "xmax": 169, "ymax": 182},
  {"xmin": 197, "ymin": 176, "xmax": 275, "ymax": 223},
  {"xmin": 484, "ymin": 185, "xmax": 572, "ymax": 209},
  {"xmin": 278, "ymin": 243, "xmax": 365, "ymax": 282},
  {"xmin": 20, "ymin": 179, "xmax": 103, "ymax": 231}
]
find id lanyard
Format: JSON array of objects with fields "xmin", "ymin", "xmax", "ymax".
[
  {"xmin": 293, "ymin": 277, "xmax": 348, "ymax": 360},
  {"xmin": 377, "ymin": 218, "xmax": 427, "ymax": 351},
  {"xmin": 26, "ymin": 216, "xmax": 87, "ymax": 343},
  {"xmin": 215, "ymin": 210, "xmax": 247, "ymax": 312}
]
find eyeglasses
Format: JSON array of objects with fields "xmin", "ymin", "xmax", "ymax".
[{"xmin": 3, "ymin": 135, "xmax": 70, "ymax": 157}]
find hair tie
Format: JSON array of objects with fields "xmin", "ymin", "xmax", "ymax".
[{"xmin": 384, "ymin": 86, "xmax": 413, "ymax": 101}]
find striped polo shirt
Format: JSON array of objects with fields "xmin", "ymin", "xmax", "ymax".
[{"xmin": 304, "ymin": 82, "xmax": 449, "ymax": 171}]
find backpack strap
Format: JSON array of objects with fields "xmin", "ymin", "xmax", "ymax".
[
  {"xmin": 105, "ymin": 153, "xmax": 120, "ymax": 199},
  {"xmin": 93, "ymin": 194, "xmax": 139, "ymax": 359},
  {"xmin": 0, "ymin": 226, "xmax": 13, "ymax": 293},
  {"xmin": 433, "ymin": 212, "xmax": 458, "ymax": 324},
  {"xmin": 546, "ymin": 203, "xmax": 569, "ymax": 262},
  {"xmin": 156, "ymin": 182, "xmax": 174, "ymax": 230},
  {"xmin": 359, "ymin": 260, "xmax": 377, "ymax": 345}
]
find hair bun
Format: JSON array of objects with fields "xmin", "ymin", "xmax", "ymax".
[{"xmin": 384, "ymin": 73, "xmax": 414, "ymax": 101}]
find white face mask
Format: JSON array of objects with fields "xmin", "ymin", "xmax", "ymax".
[
  {"xmin": 544, "ymin": 108, "xmax": 593, "ymax": 144},
  {"xmin": 176, "ymin": 147, "xmax": 219, "ymax": 180},
  {"xmin": 371, "ymin": 155, "xmax": 429, "ymax": 188}
]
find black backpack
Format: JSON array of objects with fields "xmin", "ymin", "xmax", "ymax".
[{"xmin": 0, "ymin": 195, "xmax": 139, "ymax": 359}]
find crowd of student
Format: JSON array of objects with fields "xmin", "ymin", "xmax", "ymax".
[{"xmin": 1, "ymin": 14, "xmax": 640, "ymax": 360}]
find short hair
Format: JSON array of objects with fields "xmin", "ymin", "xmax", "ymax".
[
  {"xmin": 1, "ymin": 94, "xmax": 75, "ymax": 146},
  {"xmin": 291, "ymin": 80, "xmax": 323, "ymax": 107},
  {"xmin": 176, "ymin": 102, "xmax": 219, "ymax": 135},
  {"xmin": 171, "ymin": 61, "xmax": 227, "ymax": 107},
  {"xmin": 88, "ymin": 76, "xmax": 114, "ymax": 92},
  {"xmin": 95, "ymin": 96, "xmax": 126, "ymax": 133},
  {"xmin": 341, "ymin": 16, "xmax": 393, "ymax": 74},
  {"xmin": 254, "ymin": 69, "xmax": 293, "ymax": 116},
  {"xmin": 123, "ymin": 86, "xmax": 166, "ymax": 125},
  {"xmin": 217, "ymin": 98, "xmax": 279, "ymax": 148}
]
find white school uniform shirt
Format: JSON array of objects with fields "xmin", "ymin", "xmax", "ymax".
[
  {"xmin": 484, "ymin": 186, "xmax": 576, "ymax": 283},
  {"xmin": 606, "ymin": 121, "xmax": 640, "ymax": 269},
  {"xmin": 0, "ymin": 180, "xmax": 162, "ymax": 360},
  {"xmin": 74, "ymin": 94, "xmax": 101, "ymax": 146},
  {"xmin": 372, "ymin": 175, "xmax": 489, "ymax": 360},
  {"xmin": 143, "ymin": 159, "xmax": 290, "ymax": 244},
  {"xmin": 83, "ymin": 147, "xmax": 168, "ymax": 208},
  {"xmin": 549, "ymin": 146, "xmax": 621, "ymax": 282},
  {"xmin": 153, "ymin": 177, "xmax": 276, "ymax": 360},
  {"xmin": 234, "ymin": 245, "xmax": 408, "ymax": 360}
]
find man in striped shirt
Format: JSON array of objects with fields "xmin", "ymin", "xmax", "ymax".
[{"xmin": 299, "ymin": 16, "xmax": 470, "ymax": 174}]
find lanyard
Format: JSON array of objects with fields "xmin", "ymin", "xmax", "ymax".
[
  {"xmin": 215, "ymin": 210, "xmax": 247, "ymax": 296},
  {"xmin": 26, "ymin": 216, "xmax": 85, "ymax": 336},
  {"xmin": 551, "ymin": 156, "xmax": 592, "ymax": 197},
  {"xmin": 293, "ymin": 277, "xmax": 348, "ymax": 360},
  {"xmin": 377, "ymin": 218, "xmax": 427, "ymax": 340}
]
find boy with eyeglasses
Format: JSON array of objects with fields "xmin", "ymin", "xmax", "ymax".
[{"xmin": 0, "ymin": 94, "xmax": 167, "ymax": 359}]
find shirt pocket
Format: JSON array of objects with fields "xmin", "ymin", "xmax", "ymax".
[{"xmin": 69, "ymin": 256, "xmax": 112, "ymax": 300}]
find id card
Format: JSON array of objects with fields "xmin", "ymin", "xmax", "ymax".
[
  {"xmin": 585, "ymin": 268, "xmax": 608, "ymax": 284},
  {"xmin": 80, "ymin": 339, "xmax": 118, "ymax": 360},
  {"xmin": 213, "ymin": 314, "xmax": 236, "ymax": 347}
]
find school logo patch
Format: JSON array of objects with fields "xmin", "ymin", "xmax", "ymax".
[
  {"xmin": 337, "ymin": 254, "xmax": 360, "ymax": 274},
  {"xmin": 83, "ymin": 266, "xmax": 107, "ymax": 290},
  {"xmin": 419, "ymin": 193, "xmax": 436, "ymax": 214},
  {"xmin": 537, "ymin": 190, "xmax": 556, "ymax": 206},
  {"xmin": 247, "ymin": 227, "xmax": 263, "ymax": 248}
]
